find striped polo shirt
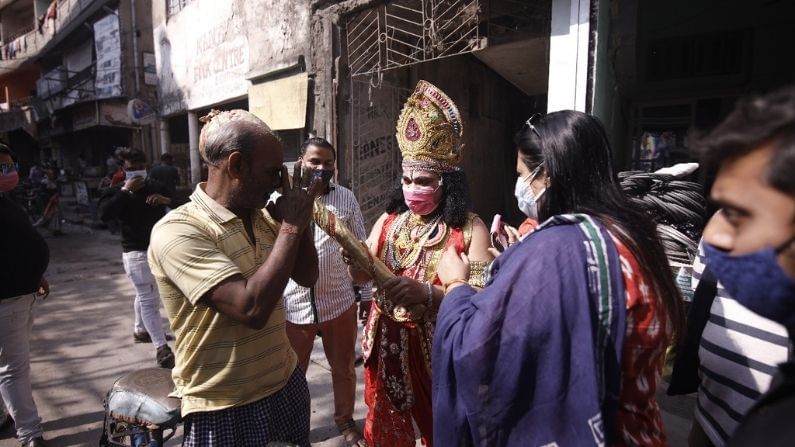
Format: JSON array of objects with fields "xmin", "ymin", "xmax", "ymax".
[
  {"xmin": 148, "ymin": 183, "xmax": 297, "ymax": 416},
  {"xmin": 278, "ymin": 184, "xmax": 372, "ymax": 324},
  {"xmin": 692, "ymin": 243, "xmax": 790, "ymax": 445}
]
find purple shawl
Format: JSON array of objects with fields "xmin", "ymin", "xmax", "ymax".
[{"xmin": 433, "ymin": 215, "xmax": 627, "ymax": 446}]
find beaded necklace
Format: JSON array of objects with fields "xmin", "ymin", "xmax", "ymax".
[{"xmin": 384, "ymin": 211, "xmax": 444, "ymax": 272}]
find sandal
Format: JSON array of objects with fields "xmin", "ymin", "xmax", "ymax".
[{"xmin": 338, "ymin": 419, "xmax": 366, "ymax": 447}]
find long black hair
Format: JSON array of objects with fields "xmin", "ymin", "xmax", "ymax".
[
  {"xmin": 385, "ymin": 169, "xmax": 471, "ymax": 228},
  {"xmin": 515, "ymin": 110, "xmax": 684, "ymax": 337}
]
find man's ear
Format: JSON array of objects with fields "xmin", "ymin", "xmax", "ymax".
[{"xmin": 227, "ymin": 152, "xmax": 243, "ymax": 180}]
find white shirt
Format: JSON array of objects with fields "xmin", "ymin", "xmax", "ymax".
[{"xmin": 279, "ymin": 184, "xmax": 372, "ymax": 324}]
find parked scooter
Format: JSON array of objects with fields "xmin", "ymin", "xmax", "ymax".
[
  {"xmin": 99, "ymin": 369, "xmax": 301, "ymax": 446},
  {"xmin": 99, "ymin": 368, "xmax": 179, "ymax": 447}
]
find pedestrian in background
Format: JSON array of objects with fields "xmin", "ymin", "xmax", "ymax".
[
  {"xmin": 148, "ymin": 153, "xmax": 180, "ymax": 197},
  {"xmin": 99, "ymin": 148, "xmax": 175, "ymax": 369},
  {"xmin": 148, "ymin": 109, "xmax": 322, "ymax": 446},
  {"xmin": 0, "ymin": 143, "xmax": 51, "ymax": 447},
  {"xmin": 281, "ymin": 137, "xmax": 370, "ymax": 446}
]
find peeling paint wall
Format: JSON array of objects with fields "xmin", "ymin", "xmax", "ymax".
[{"xmin": 153, "ymin": 0, "xmax": 313, "ymax": 117}]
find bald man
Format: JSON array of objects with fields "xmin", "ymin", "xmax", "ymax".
[{"xmin": 148, "ymin": 110, "xmax": 323, "ymax": 446}]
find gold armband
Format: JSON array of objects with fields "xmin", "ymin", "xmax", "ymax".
[{"xmin": 467, "ymin": 261, "xmax": 491, "ymax": 288}]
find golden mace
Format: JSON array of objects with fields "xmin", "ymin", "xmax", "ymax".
[{"xmin": 312, "ymin": 200, "xmax": 427, "ymax": 321}]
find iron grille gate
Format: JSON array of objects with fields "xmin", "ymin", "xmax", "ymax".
[{"xmin": 345, "ymin": 0, "xmax": 484, "ymax": 77}]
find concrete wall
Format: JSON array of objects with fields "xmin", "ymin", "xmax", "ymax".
[
  {"xmin": 590, "ymin": 0, "xmax": 628, "ymax": 165},
  {"xmin": 0, "ymin": 64, "xmax": 38, "ymax": 103},
  {"xmin": 153, "ymin": 0, "xmax": 312, "ymax": 117},
  {"xmin": 0, "ymin": 0, "xmax": 34, "ymax": 42},
  {"xmin": 116, "ymin": 0, "xmax": 158, "ymax": 158}
]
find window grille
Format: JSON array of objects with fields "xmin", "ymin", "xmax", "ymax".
[
  {"xmin": 167, "ymin": 0, "xmax": 194, "ymax": 18},
  {"xmin": 346, "ymin": 0, "xmax": 483, "ymax": 77}
]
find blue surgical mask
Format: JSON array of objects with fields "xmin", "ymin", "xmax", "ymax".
[
  {"xmin": 514, "ymin": 163, "xmax": 546, "ymax": 220},
  {"xmin": 704, "ymin": 238, "xmax": 795, "ymax": 329}
]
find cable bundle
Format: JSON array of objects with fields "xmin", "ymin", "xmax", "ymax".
[{"xmin": 618, "ymin": 170, "xmax": 706, "ymax": 267}]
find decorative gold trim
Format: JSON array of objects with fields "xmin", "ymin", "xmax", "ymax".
[
  {"xmin": 396, "ymin": 80, "xmax": 464, "ymax": 172},
  {"xmin": 468, "ymin": 261, "xmax": 490, "ymax": 288}
]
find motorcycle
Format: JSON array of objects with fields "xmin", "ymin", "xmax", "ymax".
[
  {"xmin": 99, "ymin": 369, "xmax": 301, "ymax": 447},
  {"xmin": 99, "ymin": 368, "xmax": 179, "ymax": 447}
]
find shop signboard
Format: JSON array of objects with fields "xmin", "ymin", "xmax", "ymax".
[
  {"xmin": 153, "ymin": 1, "xmax": 249, "ymax": 115},
  {"xmin": 143, "ymin": 52, "xmax": 157, "ymax": 86},
  {"xmin": 74, "ymin": 181, "xmax": 89, "ymax": 206},
  {"xmin": 94, "ymin": 12, "xmax": 122, "ymax": 99},
  {"xmin": 249, "ymin": 73, "xmax": 308, "ymax": 130}
]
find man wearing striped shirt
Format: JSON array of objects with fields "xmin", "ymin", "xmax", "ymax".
[
  {"xmin": 148, "ymin": 110, "xmax": 322, "ymax": 446},
  {"xmin": 282, "ymin": 137, "xmax": 371, "ymax": 446},
  {"xmin": 689, "ymin": 239, "xmax": 789, "ymax": 446},
  {"xmin": 694, "ymin": 85, "xmax": 795, "ymax": 446}
]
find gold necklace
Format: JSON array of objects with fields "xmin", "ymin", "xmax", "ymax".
[{"xmin": 386, "ymin": 211, "xmax": 441, "ymax": 270}]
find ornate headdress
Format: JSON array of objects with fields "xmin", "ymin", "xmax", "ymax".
[{"xmin": 396, "ymin": 80, "xmax": 463, "ymax": 173}]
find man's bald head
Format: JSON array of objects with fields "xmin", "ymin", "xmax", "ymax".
[{"xmin": 199, "ymin": 109, "xmax": 279, "ymax": 166}]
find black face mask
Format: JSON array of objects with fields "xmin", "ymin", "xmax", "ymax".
[
  {"xmin": 704, "ymin": 235, "xmax": 795, "ymax": 330},
  {"xmin": 302, "ymin": 168, "xmax": 334, "ymax": 188}
]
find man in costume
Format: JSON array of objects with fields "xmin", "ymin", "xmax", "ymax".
[{"xmin": 345, "ymin": 80, "xmax": 493, "ymax": 446}]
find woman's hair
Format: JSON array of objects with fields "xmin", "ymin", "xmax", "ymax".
[
  {"xmin": 515, "ymin": 110, "xmax": 684, "ymax": 336},
  {"xmin": 385, "ymin": 169, "xmax": 471, "ymax": 228}
]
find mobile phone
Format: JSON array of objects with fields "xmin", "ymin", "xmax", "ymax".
[{"xmin": 490, "ymin": 214, "xmax": 508, "ymax": 252}]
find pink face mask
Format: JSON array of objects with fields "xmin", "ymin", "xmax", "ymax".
[
  {"xmin": 402, "ymin": 185, "xmax": 441, "ymax": 216},
  {"xmin": 0, "ymin": 171, "xmax": 18, "ymax": 192}
]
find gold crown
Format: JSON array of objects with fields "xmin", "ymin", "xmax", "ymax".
[{"xmin": 396, "ymin": 80, "xmax": 463, "ymax": 172}]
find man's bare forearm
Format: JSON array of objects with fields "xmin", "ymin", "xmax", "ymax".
[{"xmin": 241, "ymin": 225, "xmax": 304, "ymax": 327}]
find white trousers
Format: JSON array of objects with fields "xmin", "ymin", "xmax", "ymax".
[
  {"xmin": 0, "ymin": 294, "xmax": 43, "ymax": 443},
  {"xmin": 122, "ymin": 251, "xmax": 167, "ymax": 348}
]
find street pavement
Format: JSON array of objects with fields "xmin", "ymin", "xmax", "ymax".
[{"xmin": 1, "ymin": 206, "xmax": 693, "ymax": 446}]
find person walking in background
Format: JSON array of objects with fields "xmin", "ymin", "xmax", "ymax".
[
  {"xmin": 0, "ymin": 143, "xmax": 51, "ymax": 447},
  {"xmin": 148, "ymin": 153, "xmax": 180, "ymax": 197},
  {"xmin": 281, "ymin": 137, "xmax": 371, "ymax": 446},
  {"xmin": 99, "ymin": 148, "xmax": 175, "ymax": 369},
  {"xmin": 434, "ymin": 111, "xmax": 684, "ymax": 446},
  {"xmin": 32, "ymin": 166, "xmax": 62, "ymax": 235},
  {"xmin": 148, "ymin": 109, "xmax": 322, "ymax": 446}
]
